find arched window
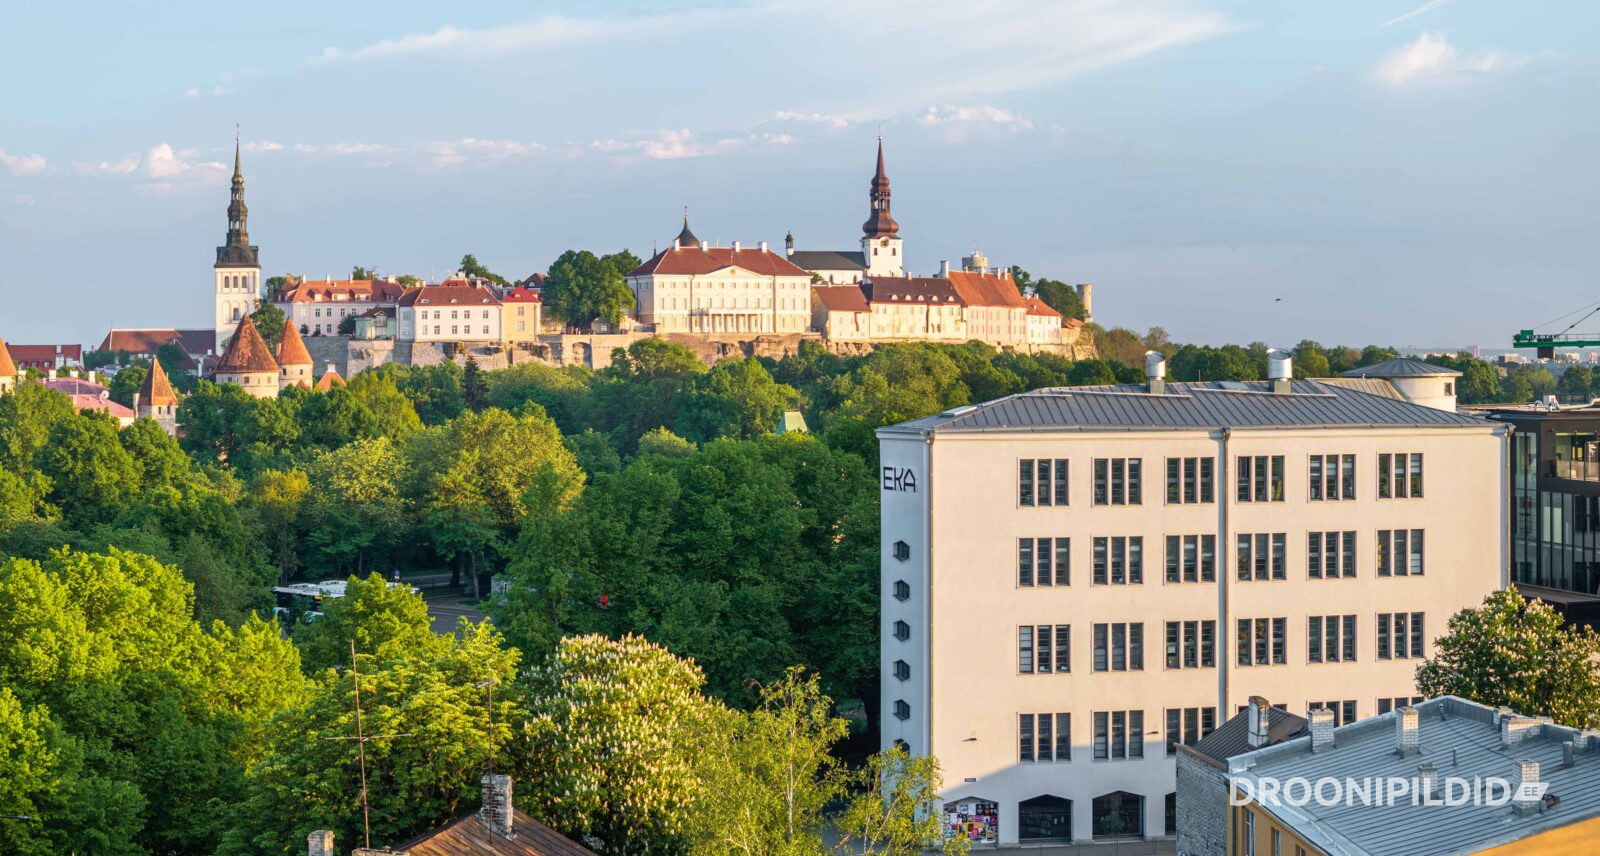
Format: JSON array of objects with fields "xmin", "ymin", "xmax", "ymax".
[
  {"xmin": 232, "ymin": 306, "xmax": 241, "ymax": 321},
  {"xmin": 1019, "ymin": 795, "xmax": 1072, "ymax": 842},
  {"xmin": 1092, "ymin": 791, "xmax": 1144, "ymax": 839}
]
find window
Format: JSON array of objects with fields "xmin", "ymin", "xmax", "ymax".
[
  {"xmin": 1377, "ymin": 529, "xmax": 1425, "ymax": 576},
  {"xmin": 1092, "ymin": 622, "xmax": 1143, "ymax": 671},
  {"xmin": 1309, "ymin": 454, "xmax": 1356, "ymax": 500},
  {"xmin": 1164, "ymin": 620, "xmax": 1216, "ymax": 669},
  {"xmin": 1236, "ymin": 617, "xmax": 1287, "ymax": 666},
  {"xmin": 1308, "ymin": 700, "xmax": 1357, "ymax": 726},
  {"xmin": 1273, "ymin": 828, "xmax": 1282, "ymax": 856},
  {"xmin": 1378, "ymin": 612, "xmax": 1425, "ymax": 659},
  {"xmin": 1307, "ymin": 531, "xmax": 1357, "ymax": 578},
  {"xmin": 893, "ymin": 540, "xmax": 910, "ymax": 562},
  {"xmin": 1019, "ymin": 459, "xmax": 1069, "ymax": 506},
  {"xmin": 1236, "ymin": 533, "xmax": 1287, "ymax": 580},
  {"xmin": 892, "ymin": 620, "xmax": 910, "ymax": 641},
  {"xmin": 1307, "ymin": 615, "xmax": 1357, "ymax": 663},
  {"xmin": 894, "ymin": 699, "xmax": 910, "ymax": 720},
  {"xmin": 1092, "ymin": 537, "xmax": 1143, "ymax": 585},
  {"xmin": 1378, "ymin": 453, "xmax": 1424, "ymax": 498},
  {"xmin": 892, "ymin": 580, "xmax": 910, "ymax": 601},
  {"xmin": 1093, "ymin": 458, "xmax": 1142, "ymax": 505},
  {"xmin": 1244, "ymin": 810, "xmax": 1255, "ymax": 856},
  {"xmin": 1165, "ymin": 535, "xmax": 1217, "ymax": 583},
  {"xmin": 1377, "ymin": 696, "xmax": 1425, "ymax": 714},
  {"xmin": 1092, "ymin": 711, "xmax": 1144, "ymax": 759},
  {"xmin": 1019, "ymin": 712, "xmax": 1071, "ymax": 762},
  {"xmin": 1165, "ymin": 457, "xmax": 1215, "ymax": 504},
  {"xmin": 893, "ymin": 660, "xmax": 910, "ymax": 680},
  {"xmin": 1018, "ymin": 537, "xmax": 1071, "ymax": 587},
  {"xmin": 1236, "ymin": 455, "xmax": 1285, "ymax": 502},
  {"xmin": 1165, "ymin": 706, "xmax": 1218, "ymax": 754},
  {"xmin": 1015, "ymin": 624, "xmax": 1071, "ymax": 673}
]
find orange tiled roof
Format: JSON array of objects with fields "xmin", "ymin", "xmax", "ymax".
[
  {"xmin": 502, "ymin": 286, "xmax": 542, "ymax": 304},
  {"xmin": 0, "ymin": 338, "xmax": 15, "ymax": 377},
  {"xmin": 137, "ymin": 359, "xmax": 178, "ymax": 407},
  {"xmin": 315, "ymin": 366, "xmax": 344, "ymax": 390},
  {"xmin": 631, "ymin": 245, "xmax": 811, "ymax": 278},
  {"xmin": 215, "ymin": 316, "xmax": 279, "ymax": 374},
  {"xmin": 397, "ymin": 284, "xmax": 502, "ymax": 307},
  {"xmin": 813, "ymin": 285, "xmax": 870, "ymax": 313},
  {"xmin": 1024, "ymin": 296, "xmax": 1062, "ymax": 318},
  {"xmin": 276, "ymin": 320, "xmax": 313, "ymax": 367},
  {"xmin": 947, "ymin": 270, "xmax": 1027, "ymax": 308},
  {"xmin": 277, "ymin": 279, "xmax": 405, "ymax": 303}
]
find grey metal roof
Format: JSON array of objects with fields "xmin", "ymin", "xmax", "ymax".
[
  {"xmin": 787, "ymin": 249, "xmax": 866, "ymax": 270},
  {"xmin": 1191, "ymin": 707, "xmax": 1307, "ymax": 764},
  {"xmin": 1341, "ymin": 358, "xmax": 1462, "ymax": 378},
  {"xmin": 880, "ymin": 380, "xmax": 1494, "ymax": 436},
  {"xmin": 1227, "ymin": 696, "xmax": 1600, "ymax": 856},
  {"xmin": 1316, "ymin": 377, "xmax": 1405, "ymax": 400}
]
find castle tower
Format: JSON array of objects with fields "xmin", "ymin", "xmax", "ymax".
[
  {"xmin": 860, "ymin": 138, "xmax": 904, "ymax": 277},
  {"xmin": 0, "ymin": 337, "xmax": 17, "ymax": 395},
  {"xmin": 214, "ymin": 133, "xmax": 263, "ymax": 352},
  {"xmin": 213, "ymin": 315, "xmax": 280, "ymax": 399},
  {"xmin": 275, "ymin": 319, "xmax": 313, "ymax": 389},
  {"xmin": 135, "ymin": 358, "xmax": 179, "ymax": 435}
]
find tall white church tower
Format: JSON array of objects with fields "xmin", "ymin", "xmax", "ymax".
[
  {"xmin": 860, "ymin": 138, "xmax": 904, "ymax": 278},
  {"xmin": 214, "ymin": 135, "xmax": 262, "ymax": 351}
]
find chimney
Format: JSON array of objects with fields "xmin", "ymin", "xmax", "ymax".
[
  {"xmin": 1564, "ymin": 741, "xmax": 1577, "ymax": 768},
  {"xmin": 481, "ymin": 773, "xmax": 515, "ymax": 839},
  {"xmin": 1246, "ymin": 696, "xmax": 1271, "ymax": 748},
  {"xmin": 1396, "ymin": 706, "xmax": 1420, "ymax": 757},
  {"xmin": 1418, "ymin": 762, "xmax": 1440, "ymax": 800},
  {"xmin": 939, "ymin": 260, "xmax": 950, "ymax": 277},
  {"xmin": 732, "ymin": 240, "xmax": 742, "ymax": 251},
  {"xmin": 1512, "ymin": 759, "xmax": 1542, "ymax": 817},
  {"xmin": 1309, "ymin": 707, "xmax": 1336, "ymax": 753},
  {"xmin": 759, "ymin": 241, "xmax": 768, "ymax": 253},
  {"xmin": 700, "ymin": 240, "xmax": 709, "ymax": 250},
  {"xmin": 132, "ymin": 392, "xmax": 141, "ymax": 413},
  {"xmin": 1267, "ymin": 348, "xmax": 1293, "ymax": 394},
  {"xmin": 307, "ymin": 830, "xmax": 334, "ymax": 856},
  {"xmin": 1145, "ymin": 351, "xmax": 1167, "ymax": 395},
  {"xmin": 1502, "ymin": 714, "xmax": 1540, "ymax": 748}
]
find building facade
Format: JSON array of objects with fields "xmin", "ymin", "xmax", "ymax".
[
  {"xmin": 397, "ymin": 281, "xmax": 504, "ymax": 343},
  {"xmin": 627, "ymin": 219, "xmax": 813, "ymax": 335},
  {"xmin": 808, "ymin": 268, "xmax": 1045, "ymax": 350},
  {"xmin": 214, "ymin": 137, "xmax": 264, "ymax": 351},
  {"xmin": 877, "ymin": 353, "xmax": 1506, "ymax": 845},
  {"xmin": 274, "ymin": 278, "xmax": 405, "ymax": 337},
  {"xmin": 500, "ymin": 286, "xmax": 543, "ymax": 343},
  {"xmin": 134, "ymin": 358, "xmax": 179, "ymax": 436}
]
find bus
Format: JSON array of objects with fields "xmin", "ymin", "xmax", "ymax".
[{"xmin": 271, "ymin": 578, "xmax": 420, "ymax": 625}]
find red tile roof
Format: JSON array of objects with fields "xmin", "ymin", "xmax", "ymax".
[
  {"xmin": 277, "ymin": 279, "xmax": 405, "ymax": 304},
  {"xmin": 138, "ymin": 359, "xmax": 179, "ymax": 407},
  {"xmin": 863, "ymin": 276, "xmax": 963, "ymax": 305},
  {"xmin": 398, "ymin": 284, "xmax": 502, "ymax": 307},
  {"xmin": 502, "ymin": 286, "xmax": 542, "ymax": 304},
  {"xmin": 813, "ymin": 285, "xmax": 870, "ymax": 313},
  {"xmin": 947, "ymin": 270, "xmax": 1027, "ymax": 308},
  {"xmin": 315, "ymin": 366, "xmax": 344, "ymax": 390},
  {"xmin": 97, "ymin": 329, "xmax": 214, "ymax": 362},
  {"xmin": 215, "ymin": 316, "xmax": 280, "ymax": 374},
  {"xmin": 631, "ymin": 246, "xmax": 811, "ymax": 278},
  {"xmin": 1024, "ymin": 296, "xmax": 1062, "ymax": 318},
  {"xmin": 6, "ymin": 344, "xmax": 84, "ymax": 367},
  {"xmin": 402, "ymin": 808, "xmax": 597, "ymax": 855},
  {"xmin": 275, "ymin": 320, "xmax": 313, "ymax": 367},
  {"xmin": 0, "ymin": 338, "xmax": 15, "ymax": 377},
  {"xmin": 41, "ymin": 379, "xmax": 136, "ymax": 419}
]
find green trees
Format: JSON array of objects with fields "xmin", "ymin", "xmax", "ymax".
[
  {"xmin": 1417, "ymin": 588, "xmax": 1600, "ymax": 728},
  {"xmin": 542, "ymin": 249, "xmax": 639, "ymax": 328},
  {"xmin": 250, "ymin": 301, "xmax": 288, "ymax": 352},
  {"xmin": 458, "ymin": 253, "xmax": 509, "ymax": 286}
]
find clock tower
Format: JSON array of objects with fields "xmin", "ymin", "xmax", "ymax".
[{"xmin": 860, "ymin": 138, "xmax": 904, "ymax": 277}]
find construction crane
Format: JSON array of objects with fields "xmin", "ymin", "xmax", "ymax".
[{"xmin": 1515, "ymin": 300, "xmax": 1600, "ymax": 358}]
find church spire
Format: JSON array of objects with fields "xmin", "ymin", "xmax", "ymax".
[
  {"xmin": 216, "ymin": 129, "xmax": 259, "ymax": 268},
  {"xmin": 862, "ymin": 136, "xmax": 899, "ymax": 238}
]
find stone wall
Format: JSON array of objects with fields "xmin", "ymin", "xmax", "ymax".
[
  {"xmin": 303, "ymin": 335, "xmax": 350, "ymax": 378},
  {"xmin": 1175, "ymin": 751, "xmax": 1227, "ymax": 856}
]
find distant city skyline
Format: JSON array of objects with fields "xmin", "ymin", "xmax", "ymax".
[{"xmin": 3, "ymin": 0, "xmax": 1597, "ymax": 349}]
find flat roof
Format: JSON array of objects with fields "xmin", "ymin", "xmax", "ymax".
[
  {"xmin": 879, "ymin": 380, "xmax": 1497, "ymax": 436},
  {"xmin": 1228, "ymin": 696, "xmax": 1600, "ymax": 856}
]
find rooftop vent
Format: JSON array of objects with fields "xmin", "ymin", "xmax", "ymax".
[
  {"xmin": 1309, "ymin": 707, "xmax": 1336, "ymax": 753},
  {"xmin": 1247, "ymin": 696, "xmax": 1271, "ymax": 749},
  {"xmin": 1145, "ymin": 351, "xmax": 1167, "ymax": 395},
  {"xmin": 1268, "ymin": 348, "xmax": 1293, "ymax": 394}
]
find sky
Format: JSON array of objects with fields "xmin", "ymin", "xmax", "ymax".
[{"xmin": 2, "ymin": 0, "xmax": 1597, "ymax": 350}]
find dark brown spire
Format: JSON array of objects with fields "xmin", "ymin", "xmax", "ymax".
[
  {"xmin": 862, "ymin": 137, "xmax": 899, "ymax": 238},
  {"xmin": 675, "ymin": 208, "xmax": 700, "ymax": 248},
  {"xmin": 216, "ymin": 130, "xmax": 260, "ymax": 269}
]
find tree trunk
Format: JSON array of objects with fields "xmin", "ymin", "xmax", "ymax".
[{"xmin": 469, "ymin": 553, "xmax": 481, "ymax": 599}]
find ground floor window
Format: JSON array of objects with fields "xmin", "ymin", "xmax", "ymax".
[
  {"xmin": 1165, "ymin": 792, "xmax": 1177, "ymax": 835},
  {"xmin": 1019, "ymin": 795, "xmax": 1072, "ymax": 842},
  {"xmin": 1092, "ymin": 790, "xmax": 1144, "ymax": 839},
  {"xmin": 942, "ymin": 798, "xmax": 997, "ymax": 845}
]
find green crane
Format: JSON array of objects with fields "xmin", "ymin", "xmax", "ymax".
[{"xmin": 1516, "ymin": 301, "xmax": 1600, "ymax": 358}]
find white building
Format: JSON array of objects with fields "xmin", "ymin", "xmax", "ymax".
[
  {"xmin": 786, "ymin": 138, "xmax": 904, "ymax": 283},
  {"xmin": 876, "ymin": 352, "xmax": 1506, "ymax": 846},
  {"xmin": 397, "ymin": 280, "xmax": 504, "ymax": 342},
  {"xmin": 626, "ymin": 218, "xmax": 813, "ymax": 335},
  {"xmin": 213, "ymin": 137, "xmax": 265, "ymax": 351},
  {"xmin": 275, "ymin": 278, "xmax": 405, "ymax": 337}
]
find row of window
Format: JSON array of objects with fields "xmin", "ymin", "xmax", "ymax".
[
  {"xmin": 1009, "ymin": 614, "xmax": 1427, "ymax": 674},
  {"xmin": 1018, "ymin": 453, "xmax": 1426, "ymax": 507},
  {"xmin": 414, "ymin": 309, "xmax": 494, "ymax": 320},
  {"xmin": 1015, "ymin": 529, "xmax": 1426, "ymax": 587}
]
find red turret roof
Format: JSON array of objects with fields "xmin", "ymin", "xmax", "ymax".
[
  {"xmin": 0, "ymin": 338, "xmax": 15, "ymax": 378},
  {"xmin": 138, "ymin": 359, "xmax": 179, "ymax": 407},
  {"xmin": 215, "ymin": 315, "xmax": 279, "ymax": 374},
  {"xmin": 276, "ymin": 319, "xmax": 313, "ymax": 367}
]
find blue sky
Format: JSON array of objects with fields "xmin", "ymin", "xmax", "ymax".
[{"xmin": 3, "ymin": 0, "xmax": 1596, "ymax": 349}]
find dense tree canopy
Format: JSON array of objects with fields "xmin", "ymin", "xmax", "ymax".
[{"xmin": 542, "ymin": 249, "xmax": 639, "ymax": 328}]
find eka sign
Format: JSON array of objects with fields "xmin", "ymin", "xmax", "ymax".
[{"xmin": 882, "ymin": 466, "xmax": 918, "ymax": 493}]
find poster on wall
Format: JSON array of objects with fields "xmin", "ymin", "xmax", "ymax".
[{"xmin": 943, "ymin": 797, "xmax": 998, "ymax": 845}]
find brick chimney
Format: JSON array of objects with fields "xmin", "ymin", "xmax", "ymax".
[
  {"xmin": 1396, "ymin": 706, "xmax": 1420, "ymax": 757},
  {"xmin": 1512, "ymin": 759, "xmax": 1542, "ymax": 817},
  {"xmin": 1502, "ymin": 713, "xmax": 1540, "ymax": 749},
  {"xmin": 307, "ymin": 830, "xmax": 334, "ymax": 856},
  {"xmin": 1418, "ymin": 761, "xmax": 1439, "ymax": 800},
  {"xmin": 1309, "ymin": 707, "xmax": 1336, "ymax": 753},
  {"xmin": 481, "ymin": 773, "xmax": 515, "ymax": 839},
  {"xmin": 1246, "ymin": 696, "xmax": 1271, "ymax": 749}
]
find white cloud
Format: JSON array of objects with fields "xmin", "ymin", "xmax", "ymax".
[
  {"xmin": 591, "ymin": 129, "xmax": 793, "ymax": 161},
  {"xmin": 774, "ymin": 111, "xmax": 854, "ymax": 130},
  {"xmin": 919, "ymin": 105, "xmax": 1035, "ymax": 131},
  {"xmin": 1381, "ymin": 0, "xmax": 1454, "ymax": 28},
  {"xmin": 75, "ymin": 144, "xmax": 226, "ymax": 184},
  {"xmin": 292, "ymin": 142, "xmax": 387, "ymax": 157},
  {"xmin": 421, "ymin": 138, "xmax": 545, "ymax": 168},
  {"xmin": 0, "ymin": 148, "xmax": 47, "ymax": 176},
  {"xmin": 183, "ymin": 84, "xmax": 233, "ymax": 98},
  {"xmin": 1375, "ymin": 32, "xmax": 1522, "ymax": 85},
  {"xmin": 243, "ymin": 140, "xmax": 284, "ymax": 153}
]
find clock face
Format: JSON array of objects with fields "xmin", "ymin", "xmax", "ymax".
[{"xmin": 880, "ymin": 238, "xmax": 890, "ymax": 247}]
